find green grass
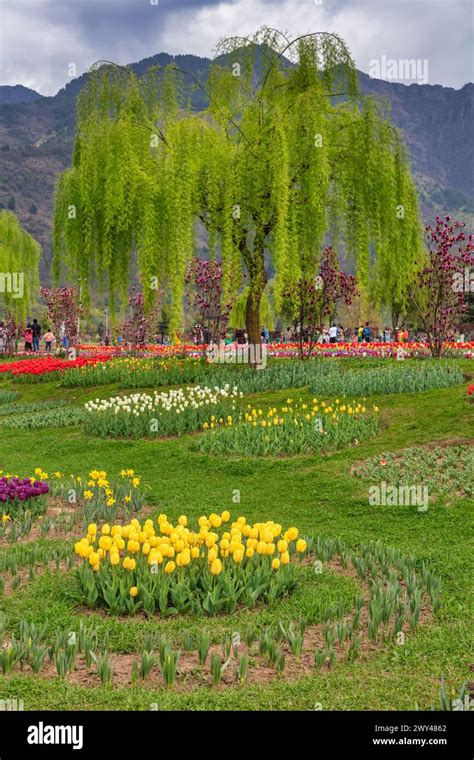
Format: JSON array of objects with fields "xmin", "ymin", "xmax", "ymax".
[{"xmin": 0, "ymin": 359, "xmax": 472, "ymax": 711}]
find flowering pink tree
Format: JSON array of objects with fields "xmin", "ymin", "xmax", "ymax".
[
  {"xmin": 121, "ymin": 289, "xmax": 160, "ymax": 350},
  {"xmin": 410, "ymin": 216, "xmax": 474, "ymax": 357},
  {"xmin": 0, "ymin": 312, "xmax": 23, "ymax": 355},
  {"xmin": 40, "ymin": 287, "xmax": 83, "ymax": 346},
  {"xmin": 283, "ymin": 246, "xmax": 357, "ymax": 360},
  {"xmin": 185, "ymin": 258, "xmax": 234, "ymax": 344}
]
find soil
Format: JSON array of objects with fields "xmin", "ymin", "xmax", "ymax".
[{"xmin": 0, "ymin": 500, "xmax": 156, "ymax": 548}]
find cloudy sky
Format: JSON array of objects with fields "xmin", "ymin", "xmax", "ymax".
[{"xmin": 1, "ymin": 0, "xmax": 472, "ymax": 95}]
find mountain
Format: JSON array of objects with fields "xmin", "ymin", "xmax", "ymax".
[
  {"xmin": 0, "ymin": 53, "xmax": 472, "ymax": 281},
  {"xmin": 0, "ymin": 85, "xmax": 45, "ymax": 104},
  {"xmin": 358, "ymin": 72, "xmax": 473, "ymax": 212}
]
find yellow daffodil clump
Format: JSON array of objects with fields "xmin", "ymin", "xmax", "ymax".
[
  {"xmin": 47, "ymin": 468, "xmax": 146, "ymax": 524},
  {"xmin": 71, "ymin": 512, "xmax": 309, "ymax": 616}
]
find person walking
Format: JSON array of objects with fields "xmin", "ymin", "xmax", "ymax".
[
  {"xmin": 329, "ymin": 324, "xmax": 338, "ymax": 344},
  {"xmin": 43, "ymin": 329, "xmax": 55, "ymax": 353},
  {"xmin": 32, "ymin": 319, "xmax": 41, "ymax": 352},
  {"xmin": 363, "ymin": 322, "xmax": 371, "ymax": 342}
]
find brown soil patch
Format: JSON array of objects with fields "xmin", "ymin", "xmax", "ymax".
[{"xmin": 0, "ymin": 500, "xmax": 156, "ymax": 548}]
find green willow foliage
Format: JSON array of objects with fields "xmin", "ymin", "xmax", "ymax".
[
  {"xmin": 0, "ymin": 211, "xmax": 41, "ymax": 318},
  {"xmin": 53, "ymin": 28, "xmax": 422, "ymax": 338}
]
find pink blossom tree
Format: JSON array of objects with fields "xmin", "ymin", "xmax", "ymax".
[
  {"xmin": 121, "ymin": 289, "xmax": 160, "ymax": 351},
  {"xmin": 40, "ymin": 287, "xmax": 83, "ymax": 347},
  {"xmin": 185, "ymin": 258, "xmax": 234, "ymax": 344},
  {"xmin": 0, "ymin": 312, "xmax": 23, "ymax": 355},
  {"xmin": 410, "ymin": 216, "xmax": 474, "ymax": 357},
  {"xmin": 283, "ymin": 246, "xmax": 357, "ymax": 360}
]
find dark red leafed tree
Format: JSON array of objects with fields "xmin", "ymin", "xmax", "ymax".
[
  {"xmin": 185, "ymin": 258, "xmax": 234, "ymax": 344},
  {"xmin": 121, "ymin": 289, "xmax": 160, "ymax": 350},
  {"xmin": 283, "ymin": 246, "xmax": 357, "ymax": 360},
  {"xmin": 410, "ymin": 216, "xmax": 474, "ymax": 357},
  {"xmin": 40, "ymin": 287, "xmax": 83, "ymax": 346}
]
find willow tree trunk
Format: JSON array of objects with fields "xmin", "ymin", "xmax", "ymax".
[{"xmin": 245, "ymin": 241, "xmax": 267, "ymax": 368}]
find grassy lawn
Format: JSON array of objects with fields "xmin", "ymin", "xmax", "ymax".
[{"xmin": 0, "ymin": 359, "xmax": 472, "ymax": 711}]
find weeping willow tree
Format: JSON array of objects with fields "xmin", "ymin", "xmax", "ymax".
[
  {"xmin": 0, "ymin": 210, "xmax": 41, "ymax": 318},
  {"xmin": 53, "ymin": 28, "xmax": 422, "ymax": 342}
]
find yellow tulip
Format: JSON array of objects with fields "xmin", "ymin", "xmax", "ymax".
[
  {"xmin": 165, "ymin": 561, "xmax": 176, "ymax": 574},
  {"xmin": 286, "ymin": 527, "xmax": 299, "ymax": 542},
  {"xmin": 296, "ymin": 539, "xmax": 307, "ymax": 553},
  {"xmin": 210, "ymin": 558, "xmax": 223, "ymax": 575},
  {"xmin": 130, "ymin": 586, "xmax": 138, "ymax": 598}
]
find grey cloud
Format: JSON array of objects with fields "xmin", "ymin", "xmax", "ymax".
[{"xmin": 0, "ymin": 0, "xmax": 472, "ymax": 95}]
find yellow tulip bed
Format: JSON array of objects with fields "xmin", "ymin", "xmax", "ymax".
[
  {"xmin": 71, "ymin": 512, "xmax": 307, "ymax": 615},
  {"xmin": 196, "ymin": 398, "xmax": 380, "ymax": 455}
]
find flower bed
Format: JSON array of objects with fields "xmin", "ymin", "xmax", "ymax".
[
  {"xmin": 196, "ymin": 398, "xmax": 380, "ymax": 455},
  {"xmin": 0, "ymin": 400, "xmax": 68, "ymax": 417},
  {"xmin": 0, "ymin": 475, "xmax": 49, "ymax": 517},
  {"xmin": 0, "ymin": 535, "xmax": 439, "ymax": 691},
  {"xmin": 0, "ymin": 390, "xmax": 21, "ymax": 404},
  {"xmin": 75, "ymin": 340, "xmax": 474, "ymax": 360},
  {"xmin": 70, "ymin": 511, "xmax": 305, "ymax": 616},
  {"xmin": 352, "ymin": 444, "xmax": 473, "ymax": 504},
  {"xmin": 83, "ymin": 385, "xmax": 242, "ymax": 438},
  {"xmin": 0, "ymin": 355, "xmax": 112, "ymax": 381},
  {"xmin": 60, "ymin": 357, "xmax": 208, "ymax": 388},
  {"xmin": 307, "ymin": 363, "xmax": 463, "ymax": 396},
  {"xmin": 0, "ymin": 406, "xmax": 86, "ymax": 430}
]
